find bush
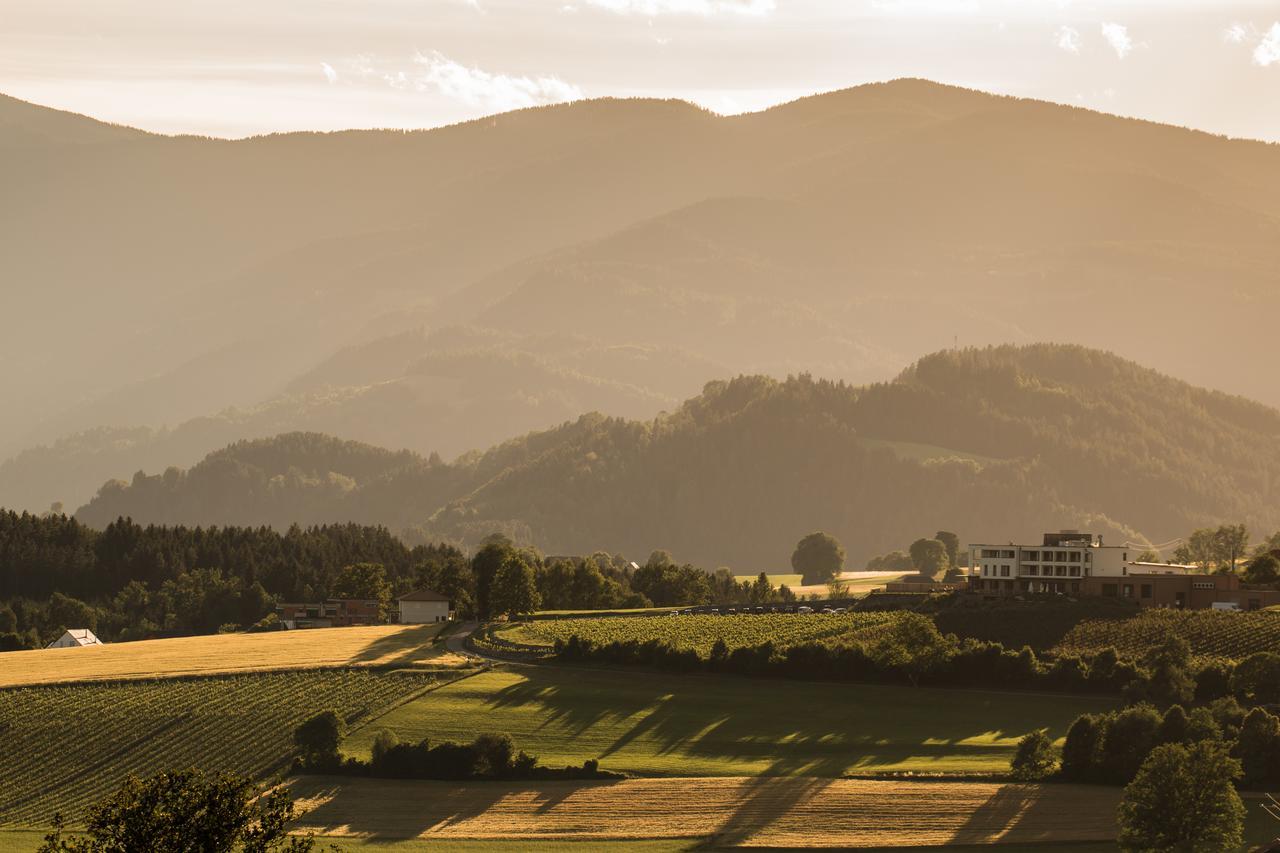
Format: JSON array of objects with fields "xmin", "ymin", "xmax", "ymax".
[
  {"xmin": 1060, "ymin": 714, "xmax": 1104, "ymax": 782},
  {"xmin": 1009, "ymin": 730, "xmax": 1056, "ymax": 781},
  {"xmin": 294, "ymin": 710, "xmax": 344, "ymax": 769},
  {"xmin": 1230, "ymin": 651, "xmax": 1280, "ymax": 706}
]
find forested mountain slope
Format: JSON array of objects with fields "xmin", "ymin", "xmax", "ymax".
[
  {"xmin": 72, "ymin": 346, "xmax": 1280, "ymax": 571},
  {"xmin": 6, "ymin": 79, "xmax": 1280, "ymax": 513}
]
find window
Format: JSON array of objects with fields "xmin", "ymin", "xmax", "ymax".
[
  {"xmin": 1122, "ymin": 584, "xmax": 1133, "ymax": 598},
  {"xmin": 1069, "ymin": 566, "xmax": 1080, "ymax": 577},
  {"xmin": 1102, "ymin": 584, "xmax": 1118, "ymax": 597},
  {"xmin": 1025, "ymin": 550, "xmax": 1039, "ymax": 561},
  {"xmin": 1141, "ymin": 584, "xmax": 1152, "ymax": 599},
  {"xmin": 1004, "ymin": 550, "xmax": 1016, "ymax": 559},
  {"xmin": 1056, "ymin": 566, "xmax": 1067, "ymax": 576},
  {"xmin": 1193, "ymin": 581, "xmax": 1215, "ymax": 590},
  {"xmin": 1001, "ymin": 566, "xmax": 1010, "ymax": 577},
  {"xmin": 1069, "ymin": 551, "xmax": 1081, "ymax": 563},
  {"xmin": 982, "ymin": 549, "xmax": 998, "ymax": 559},
  {"xmin": 1056, "ymin": 551, "xmax": 1068, "ymax": 562},
  {"xmin": 1026, "ymin": 565, "xmax": 1038, "ymax": 576}
]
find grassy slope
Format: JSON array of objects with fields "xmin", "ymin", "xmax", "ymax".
[
  {"xmin": 0, "ymin": 623, "xmax": 457, "ymax": 687},
  {"xmin": 343, "ymin": 666, "xmax": 1112, "ymax": 776}
]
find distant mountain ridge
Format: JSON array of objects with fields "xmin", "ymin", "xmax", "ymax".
[
  {"xmin": 6, "ymin": 79, "xmax": 1280, "ymax": 513},
  {"xmin": 70, "ymin": 345, "xmax": 1280, "ymax": 571}
]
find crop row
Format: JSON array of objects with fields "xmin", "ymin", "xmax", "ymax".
[
  {"xmin": 508, "ymin": 613, "xmax": 908, "ymax": 658},
  {"xmin": 1052, "ymin": 609, "xmax": 1280, "ymax": 663},
  {"xmin": 0, "ymin": 669, "xmax": 437, "ymax": 826}
]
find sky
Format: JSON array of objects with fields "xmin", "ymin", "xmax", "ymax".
[{"xmin": 2, "ymin": 0, "xmax": 1279, "ymax": 141}]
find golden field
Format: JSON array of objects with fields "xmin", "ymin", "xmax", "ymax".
[
  {"xmin": 0, "ymin": 623, "xmax": 466, "ymax": 687},
  {"xmin": 288, "ymin": 776, "xmax": 1120, "ymax": 847}
]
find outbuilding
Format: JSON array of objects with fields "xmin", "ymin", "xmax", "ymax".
[
  {"xmin": 45, "ymin": 628, "xmax": 103, "ymax": 649},
  {"xmin": 398, "ymin": 589, "xmax": 452, "ymax": 624}
]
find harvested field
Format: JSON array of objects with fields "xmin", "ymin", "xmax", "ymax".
[
  {"xmin": 288, "ymin": 776, "xmax": 1121, "ymax": 847},
  {"xmin": 0, "ymin": 623, "xmax": 465, "ymax": 687}
]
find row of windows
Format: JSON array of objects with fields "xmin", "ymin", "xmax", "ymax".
[
  {"xmin": 980, "ymin": 549, "xmax": 1017, "ymax": 559},
  {"xmin": 980, "ymin": 564, "xmax": 1012, "ymax": 577},
  {"xmin": 1025, "ymin": 565, "xmax": 1082, "ymax": 577}
]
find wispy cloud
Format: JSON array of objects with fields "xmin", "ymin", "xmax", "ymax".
[
  {"xmin": 1224, "ymin": 23, "xmax": 1248, "ymax": 44},
  {"xmin": 584, "ymin": 0, "xmax": 774, "ymax": 16},
  {"xmin": 1255, "ymin": 22, "xmax": 1280, "ymax": 67},
  {"xmin": 1055, "ymin": 25, "xmax": 1081, "ymax": 55},
  {"xmin": 1100, "ymin": 22, "xmax": 1133, "ymax": 59},
  {"xmin": 320, "ymin": 62, "xmax": 338, "ymax": 84},
  {"xmin": 412, "ymin": 52, "xmax": 582, "ymax": 111}
]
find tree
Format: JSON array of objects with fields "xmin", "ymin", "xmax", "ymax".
[
  {"xmin": 294, "ymin": 709, "xmax": 344, "ymax": 768},
  {"xmin": 1117, "ymin": 742, "xmax": 1244, "ymax": 852},
  {"xmin": 490, "ymin": 554, "xmax": 541, "ymax": 618},
  {"xmin": 1060, "ymin": 714, "xmax": 1104, "ymax": 782},
  {"xmin": 1233, "ymin": 708, "xmax": 1280, "ymax": 789},
  {"xmin": 791, "ymin": 532, "xmax": 844, "ymax": 586},
  {"xmin": 1009, "ymin": 729, "xmax": 1056, "ymax": 781},
  {"xmin": 471, "ymin": 539, "xmax": 514, "ymax": 619},
  {"xmin": 908, "ymin": 538, "xmax": 950, "ymax": 580},
  {"xmin": 1100, "ymin": 705, "xmax": 1162, "ymax": 784},
  {"xmin": 1131, "ymin": 635, "xmax": 1194, "ymax": 708},
  {"xmin": 1231, "ymin": 651, "xmax": 1280, "ymax": 706},
  {"xmin": 1244, "ymin": 553, "xmax": 1280, "ymax": 585},
  {"xmin": 331, "ymin": 563, "xmax": 392, "ymax": 621},
  {"xmin": 38, "ymin": 769, "xmax": 316, "ymax": 852},
  {"xmin": 1156, "ymin": 705, "xmax": 1189, "ymax": 745},
  {"xmin": 869, "ymin": 613, "xmax": 952, "ymax": 687},
  {"xmin": 934, "ymin": 531, "xmax": 960, "ymax": 569},
  {"xmin": 1213, "ymin": 523, "xmax": 1250, "ymax": 574}
]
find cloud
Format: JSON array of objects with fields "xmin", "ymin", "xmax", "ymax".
[
  {"xmin": 1224, "ymin": 23, "xmax": 1248, "ymax": 44},
  {"xmin": 1100, "ymin": 22, "xmax": 1133, "ymax": 59},
  {"xmin": 320, "ymin": 62, "xmax": 338, "ymax": 84},
  {"xmin": 1256, "ymin": 22, "xmax": 1280, "ymax": 67},
  {"xmin": 1055, "ymin": 25, "xmax": 1081, "ymax": 55},
  {"xmin": 412, "ymin": 52, "xmax": 582, "ymax": 111},
  {"xmin": 584, "ymin": 0, "xmax": 775, "ymax": 16}
]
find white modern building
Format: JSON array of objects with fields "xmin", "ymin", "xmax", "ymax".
[
  {"xmin": 969, "ymin": 530, "xmax": 1193, "ymax": 596},
  {"xmin": 398, "ymin": 589, "xmax": 452, "ymax": 624},
  {"xmin": 45, "ymin": 628, "xmax": 103, "ymax": 649}
]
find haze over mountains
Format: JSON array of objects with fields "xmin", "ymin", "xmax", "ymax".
[
  {"xmin": 4, "ymin": 79, "xmax": 1280, "ymax": 514},
  {"xmin": 73, "ymin": 346, "xmax": 1280, "ymax": 571}
]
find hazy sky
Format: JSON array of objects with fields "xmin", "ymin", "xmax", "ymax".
[{"xmin": 2, "ymin": 0, "xmax": 1278, "ymax": 140}]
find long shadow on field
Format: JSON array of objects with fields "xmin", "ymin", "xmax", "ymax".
[
  {"xmin": 484, "ymin": 666, "xmax": 1093, "ymax": 777},
  {"xmin": 286, "ymin": 775, "xmax": 623, "ymax": 841},
  {"xmin": 947, "ymin": 782, "xmax": 1119, "ymax": 846},
  {"xmin": 349, "ymin": 625, "xmax": 442, "ymax": 667}
]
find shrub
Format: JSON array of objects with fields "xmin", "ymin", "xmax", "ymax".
[
  {"xmin": 1230, "ymin": 651, "xmax": 1280, "ymax": 706},
  {"xmin": 1009, "ymin": 730, "xmax": 1056, "ymax": 781},
  {"xmin": 294, "ymin": 709, "xmax": 344, "ymax": 769}
]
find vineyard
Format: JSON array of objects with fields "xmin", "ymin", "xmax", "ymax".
[
  {"xmin": 1053, "ymin": 609, "xmax": 1280, "ymax": 662},
  {"xmin": 0, "ymin": 669, "xmax": 440, "ymax": 826},
  {"xmin": 490, "ymin": 612, "xmax": 909, "ymax": 658}
]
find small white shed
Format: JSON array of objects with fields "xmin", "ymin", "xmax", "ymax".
[
  {"xmin": 45, "ymin": 628, "xmax": 103, "ymax": 649},
  {"xmin": 398, "ymin": 589, "xmax": 451, "ymax": 624}
]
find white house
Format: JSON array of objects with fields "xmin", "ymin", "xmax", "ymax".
[
  {"xmin": 398, "ymin": 589, "xmax": 451, "ymax": 624},
  {"xmin": 45, "ymin": 628, "xmax": 103, "ymax": 649}
]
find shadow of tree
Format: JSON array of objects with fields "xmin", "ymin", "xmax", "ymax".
[{"xmin": 348, "ymin": 625, "xmax": 445, "ymax": 667}]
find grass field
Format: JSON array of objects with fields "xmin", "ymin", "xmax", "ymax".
[
  {"xmin": 287, "ymin": 775, "xmax": 1124, "ymax": 847},
  {"xmin": 733, "ymin": 574, "xmax": 804, "ymax": 587},
  {"xmin": 0, "ymin": 668, "xmax": 448, "ymax": 825},
  {"xmin": 0, "ymin": 623, "xmax": 463, "ymax": 688},
  {"xmin": 343, "ymin": 666, "xmax": 1112, "ymax": 777}
]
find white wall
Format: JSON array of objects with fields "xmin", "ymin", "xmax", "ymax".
[{"xmin": 399, "ymin": 600, "xmax": 450, "ymax": 624}]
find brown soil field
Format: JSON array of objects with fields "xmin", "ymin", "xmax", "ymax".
[
  {"xmin": 288, "ymin": 776, "xmax": 1120, "ymax": 847},
  {"xmin": 0, "ymin": 623, "xmax": 467, "ymax": 687}
]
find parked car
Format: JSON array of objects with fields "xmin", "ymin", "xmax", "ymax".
[{"xmin": 797, "ymin": 606, "xmax": 813, "ymax": 614}]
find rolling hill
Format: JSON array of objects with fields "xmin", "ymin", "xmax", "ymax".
[
  {"xmin": 6, "ymin": 80, "xmax": 1280, "ymax": 513},
  {"xmin": 73, "ymin": 345, "xmax": 1280, "ymax": 571}
]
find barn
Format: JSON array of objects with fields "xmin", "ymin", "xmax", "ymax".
[
  {"xmin": 45, "ymin": 628, "xmax": 103, "ymax": 649},
  {"xmin": 398, "ymin": 589, "xmax": 451, "ymax": 624}
]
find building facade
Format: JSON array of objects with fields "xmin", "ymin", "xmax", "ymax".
[
  {"xmin": 398, "ymin": 589, "xmax": 452, "ymax": 624},
  {"xmin": 968, "ymin": 530, "xmax": 1280, "ymax": 610},
  {"xmin": 276, "ymin": 598, "xmax": 383, "ymax": 629}
]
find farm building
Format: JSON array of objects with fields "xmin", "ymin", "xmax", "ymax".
[
  {"xmin": 398, "ymin": 589, "xmax": 451, "ymax": 624},
  {"xmin": 46, "ymin": 628, "xmax": 103, "ymax": 649},
  {"xmin": 276, "ymin": 598, "xmax": 383, "ymax": 629}
]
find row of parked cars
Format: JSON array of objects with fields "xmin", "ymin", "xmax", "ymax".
[{"xmin": 665, "ymin": 605, "xmax": 849, "ymax": 617}]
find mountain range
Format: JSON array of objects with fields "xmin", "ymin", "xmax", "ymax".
[
  {"xmin": 72, "ymin": 345, "xmax": 1280, "ymax": 571},
  {"xmin": 4, "ymin": 79, "xmax": 1280, "ymax": 514}
]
